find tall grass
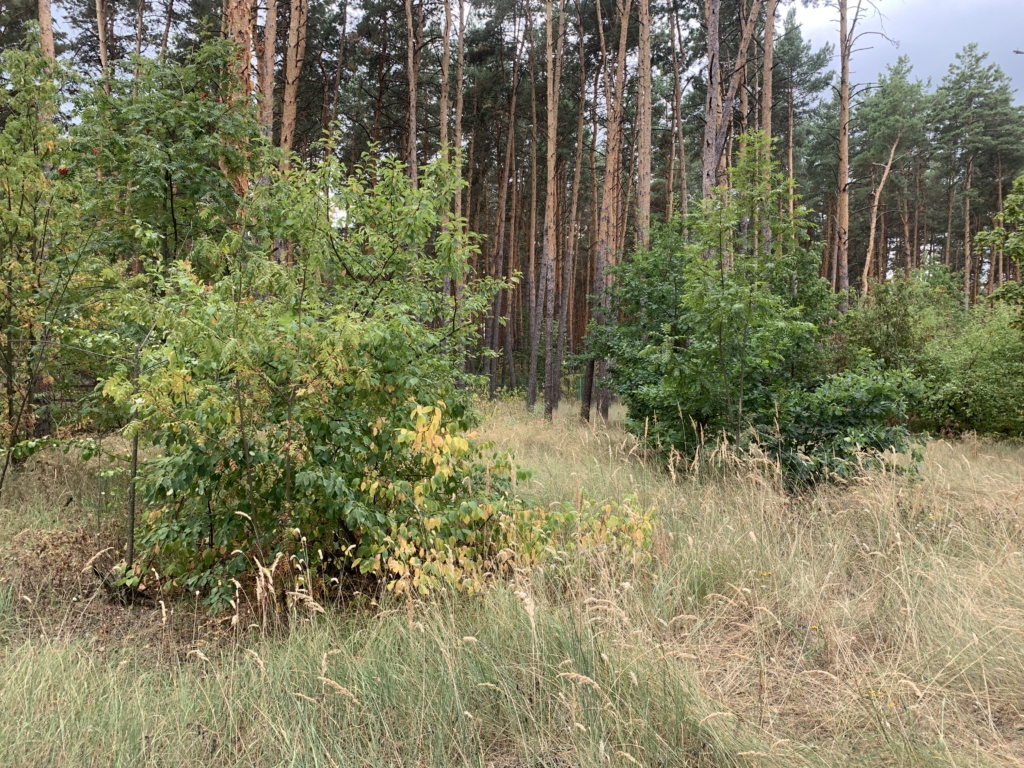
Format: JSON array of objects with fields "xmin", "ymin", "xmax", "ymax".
[{"xmin": 1, "ymin": 404, "xmax": 1023, "ymax": 766}]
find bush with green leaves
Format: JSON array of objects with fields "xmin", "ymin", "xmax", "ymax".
[
  {"xmin": 597, "ymin": 133, "xmax": 917, "ymax": 484},
  {"xmin": 915, "ymin": 301, "xmax": 1024, "ymax": 437},
  {"xmin": 97, "ymin": 146, "xmax": 532, "ymax": 608},
  {"xmin": 839, "ymin": 268, "xmax": 963, "ymax": 373},
  {"xmin": 840, "ymin": 263, "xmax": 1024, "ymax": 438}
]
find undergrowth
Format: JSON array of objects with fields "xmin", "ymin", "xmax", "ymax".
[{"xmin": 0, "ymin": 404, "xmax": 1023, "ymax": 766}]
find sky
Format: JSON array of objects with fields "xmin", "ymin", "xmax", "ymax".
[{"xmin": 791, "ymin": 0, "xmax": 1024, "ymax": 103}]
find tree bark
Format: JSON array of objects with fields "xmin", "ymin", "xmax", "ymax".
[
  {"xmin": 488, "ymin": 30, "xmax": 523, "ymax": 397},
  {"xmin": 224, "ymin": 0, "xmax": 254, "ymax": 97},
  {"xmin": 280, "ymin": 0, "xmax": 308, "ymax": 165},
  {"xmin": 39, "ymin": 0, "xmax": 56, "ymax": 60},
  {"xmin": 945, "ymin": 181, "xmax": 954, "ymax": 268},
  {"xmin": 862, "ymin": 134, "xmax": 899, "ymax": 294},
  {"xmin": 635, "ymin": 0, "xmax": 652, "ymax": 248},
  {"xmin": 556, "ymin": 19, "xmax": 586, "ymax": 404},
  {"xmin": 526, "ymin": 3, "xmax": 542, "ymax": 410},
  {"xmin": 453, "ymin": 0, "xmax": 466, "ymax": 221},
  {"xmin": 439, "ymin": 0, "xmax": 452, "ymax": 161},
  {"xmin": 761, "ymin": 0, "xmax": 775, "ymax": 141},
  {"xmin": 95, "ymin": 0, "xmax": 109, "ymax": 83},
  {"xmin": 159, "ymin": 0, "xmax": 174, "ymax": 59},
  {"xmin": 701, "ymin": 0, "xmax": 721, "ymax": 198},
  {"xmin": 260, "ymin": 0, "xmax": 279, "ymax": 135},
  {"xmin": 403, "ymin": 0, "xmax": 420, "ymax": 184},
  {"xmin": 701, "ymin": 0, "xmax": 763, "ymax": 197},
  {"xmin": 542, "ymin": 0, "xmax": 566, "ymax": 417},
  {"xmin": 759, "ymin": 0, "xmax": 776, "ymax": 253},
  {"xmin": 259, "ymin": 0, "xmax": 277, "ymax": 138},
  {"xmin": 836, "ymin": 0, "xmax": 860, "ymax": 307},
  {"xmin": 587, "ymin": 0, "xmax": 632, "ymax": 420},
  {"xmin": 964, "ymin": 153, "xmax": 973, "ymax": 307}
]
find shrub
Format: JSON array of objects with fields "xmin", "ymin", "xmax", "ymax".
[
  {"xmin": 98, "ymin": 149, "xmax": 524, "ymax": 608},
  {"xmin": 597, "ymin": 133, "xmax": 916, "ymax": 485},
  {"xmin": 916, "ymin": 302, "xmax": 1024, "ymax": 437}
]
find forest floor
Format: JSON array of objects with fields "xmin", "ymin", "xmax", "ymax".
[{"xmin": 1, "ymin": 402, "xmax": 1024, "ymax": 767}]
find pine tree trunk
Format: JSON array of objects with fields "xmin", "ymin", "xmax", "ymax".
[
  {"xmin": 787, "ymin": 82, "xmax": 795, "ymax": 224},
  {"xmin": 224, "ymin": 0, "xmax": 254, "ymax": 97},
  {"xmin": 542, "ymin": 0, "xmax": 566, "ymax": 417},
  {"xmin": 836, "ymin": 0, "xmax": 851, "ymax": 306},
  {"xmin": 453, "ymin": 0, "xmax": 466, "ymax": 222},
  {"xmin": 39, "ymin": 0, "xmax": 55, "ymax": 60},
  {"xmin": 280, "ymin": 0, "xmax": 308, "ymax": 165},
  {"xmin": 900, "ymin": 192, "xmax": 911, "ymax": 275},
  {"xmin": 556, "ymin": 19, "xmax": 586, "ymax": 405},
  {"xmin": 635, "ymin": 0, "xmax": 652, "ymax": 249},
  {"xmin": 403, "ymin": 0, "xmax": 419, "ymax": 184},
  {"xmin": 488, "ymin": 39, "xmax": 522, "ymax": 398},
  {"xmin": 822, "ymin": 193, "xmax": 833, "ymax": 278},
  {"xmin": 526, "ymin": 6, "xmax": 542, "ymax": 410},
  {"xmin": 862, "ymin": 135, "xmax": 900, "ymax": 294},
  {"xmin": 997, "ymin": 153, "xmax": 1004, "ymax": 288},
  {"xmin": 964, "ymin": 153, "xmax": 973, "ymax": 307},
  {"xmin": 159, "ymin": 0, "xmax": 174, "ymax": 58},
  {"xmin": 597, "ymin": 0, "xmax": 633, "ymax": 420},
  {"xmin": 945, "ymin": 182, "xmax": 954, "ymax": 268},
  {"xmin": 259, "ymin": 0, "xmax": 278, "ymax": 138},
  {"xmin": 701, "ymin": 0, "xmax": 722, "ymax": 198},
  {"xmin": 761, "ymin": 0, "xmax": 775, "ymax": 140},
  {"xmin": 439, "ymin": 0, "xmax": 451, "ymax": 160},
  {"xmin": 95, "ymin": 0, "xmax": 109, "ymax": 89},
  {"xmin": 759, "ymin": 0, "xmax": 775, "ymax": 253},
  {"xmin": 702, "ymin": 0, "xmax": 763, "ymax": 197}
]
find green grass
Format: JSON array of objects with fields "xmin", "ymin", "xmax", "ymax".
[{"xmin": 1, "ymin": 404, "xmax": 1023, "ymax": 766}]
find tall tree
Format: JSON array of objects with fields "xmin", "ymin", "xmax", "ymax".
[
  {"xmin": 582, "ymin": 0, "xmax": 632, "ymax": 422},
  {"xmin": 701, "ymin": 0, "xmax": 763, "ymax": 197},
  {"xmin": 38, "ymin": 0, "xmax": 55, "ymax": 60},
  {"xmin": 258, "ymin": 0, "xmax": 277, "ymax": 137},
  {"xmin": 542, "ymin": 0, "xmax": 566, "ymax": 416},
  {"xmin": 280, "ymin": 0, "xmax": 309, "ymax": 164},
  {"xmin": 403, "ymin": 0, "xmax": 419, "ymax": 183},
  {"xmin": 223, "ymin": 0, "xmax": 253, "ymax": 96},
  {"xmin": 635, "ymin": 0, "xmax": 651, "ymax": 248},
  {"xmin": 834, "ymin": 0, "xmax": 865, "ymax": 305},
  {"xmin": 934, "ymin": 45, "xmax": 1024, "ymax": 306}
]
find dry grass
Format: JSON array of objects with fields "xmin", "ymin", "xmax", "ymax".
[
  {"xmin": 479, "ymin": 402, "xmax": 1024, "ymax": 765},
  {"xmin": 0, "ymin": 401, "xmax": 1022, "ymax": 766}
]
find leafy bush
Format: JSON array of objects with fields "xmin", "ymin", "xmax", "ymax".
[
  {"xmin": 98, "ymin": 149, "xmax": 525, "ymax": 608},
  {"xmin": 916, "ymin": 302, "xmax": 1024, "ymax": 437},
  {"xmin": 840, "ymin": 266, "xmax": 1024, "ymax": 439},
  {"xmin": 597, "ymin": 133, "xmax": 916, "ymax": 485},
  {"xmin": 768, "ymin": 365, "xmax": 922, "ymax": 483},
  {"xmin": 840, "ymin": 269, "xmax": 963, "ymax": 372}
]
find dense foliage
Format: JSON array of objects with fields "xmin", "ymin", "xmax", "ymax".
[
  {"xmin": 598, "ymin": 135, "xmax": 921, "ymax": 484},
  {"xmin": 0, "ymin": 41, "xmax": 660, "ymax": 609}
]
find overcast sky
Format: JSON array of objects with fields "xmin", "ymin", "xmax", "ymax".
[{"xmin": 792, "ymin": 0, "xmax": 1024, "ymax": 103}]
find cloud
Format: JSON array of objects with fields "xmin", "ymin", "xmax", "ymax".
[{"xmin": 792, "ymin": 0, "xmax": 1024, "ymax": 102}]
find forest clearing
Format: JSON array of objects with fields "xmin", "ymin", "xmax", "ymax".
[
  {"xmin": 3, "ymin": 0, "xmax": 1024, "ymax": 764},
  {"xmin": 2, "ymin": 405, "xmax": 1024, "ymax": 766}
]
